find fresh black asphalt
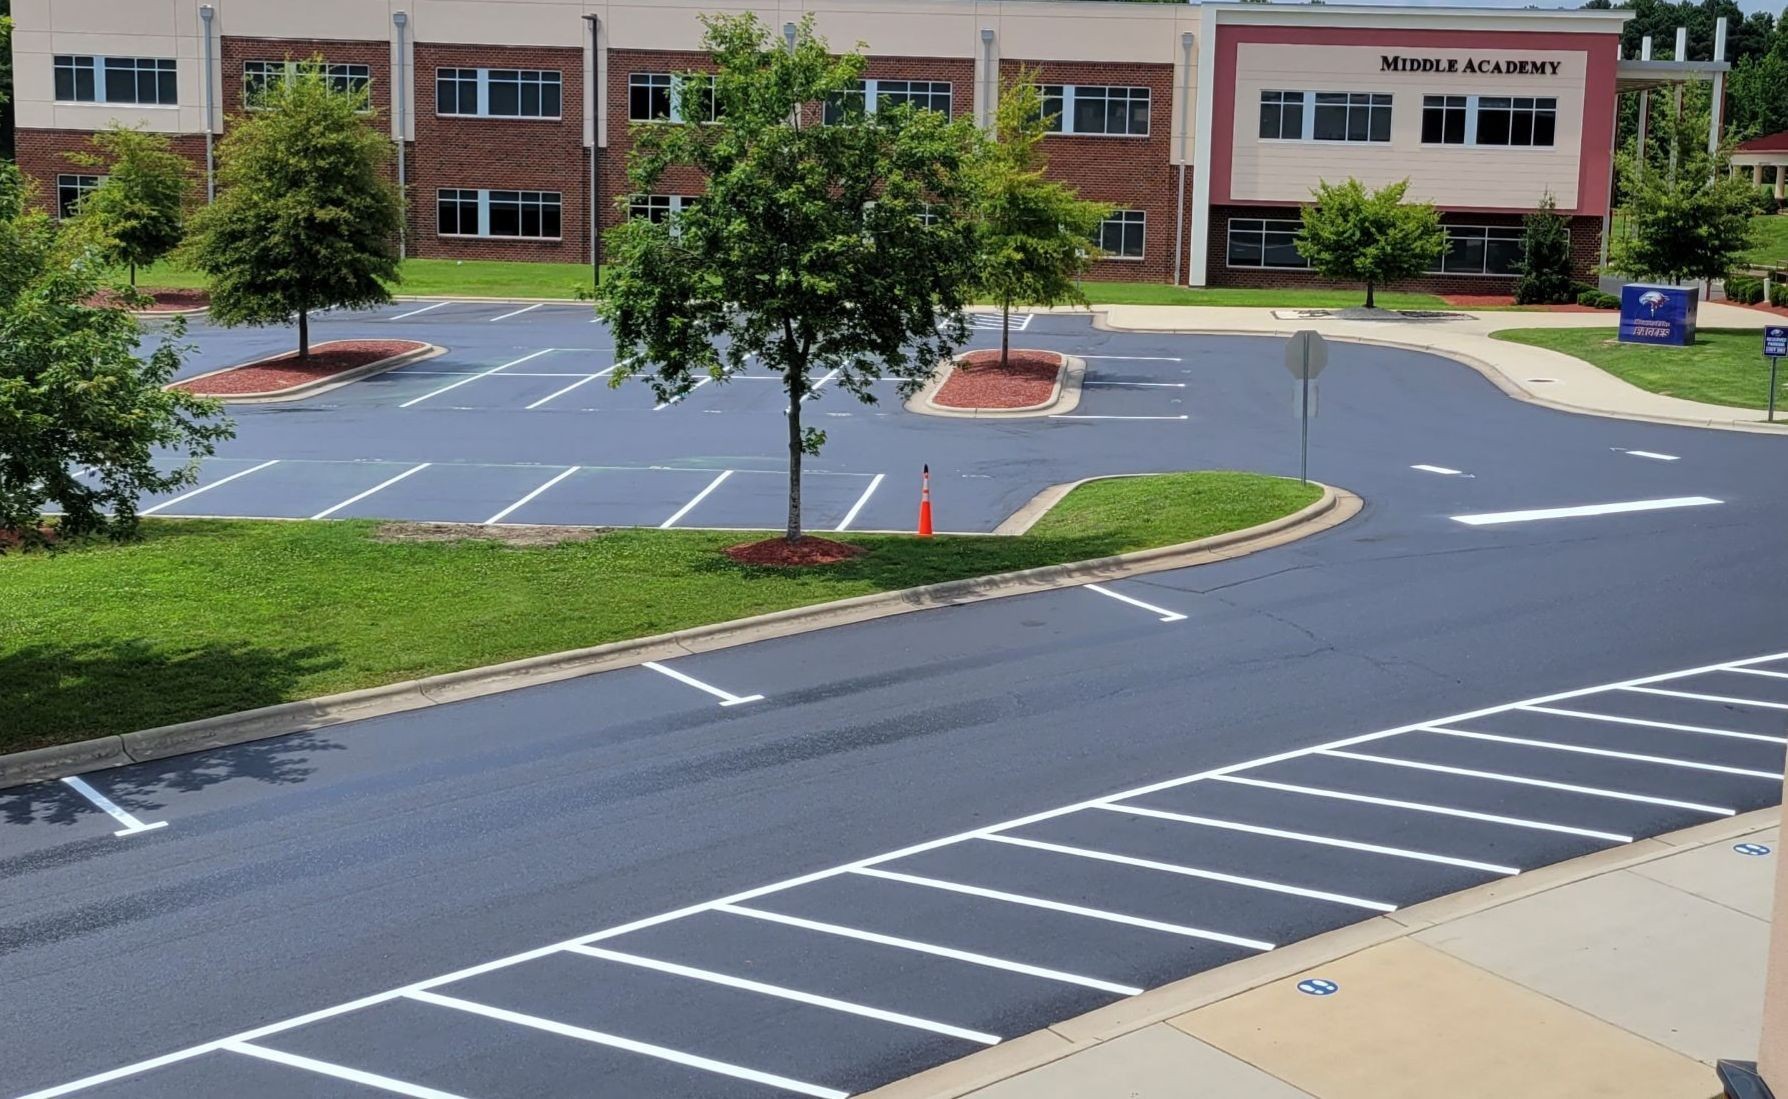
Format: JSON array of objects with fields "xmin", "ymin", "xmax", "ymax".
[{"xmin": 3, "ymin": 301, "xmax": 1787, "ymax": 1097}]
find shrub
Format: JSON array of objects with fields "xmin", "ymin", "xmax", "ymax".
[
  {"xmin": 1577, "ymin": 289, "xmax": 1620, "ymax": 309},
  {"xmin": 1773, "ymin": 282, "xmax": 1788, "ymax": 307},
  {"xmin": 1726, "ymin": 274, "xmax": 1765, "ymax": 304},
  {"xmin": 1513, "ymin": 194, "xmax": 1576, "ymax": 305}
]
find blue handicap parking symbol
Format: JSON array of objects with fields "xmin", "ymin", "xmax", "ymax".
[
  {"xmin": 1297, "ymin": 978, "xmax": 1339, "ymax": 997},
  {"xmin": 1735, "ymin": 843, "xmax": 1772, "ymax": 857}
]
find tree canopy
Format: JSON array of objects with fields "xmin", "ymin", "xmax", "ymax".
[
  {"xmin": 66, "ymin": 125, "xmax": 192, "ymax": 287},
  {"xmin": 1610, "ymin": 88, "xmax": 1758, "ymax": 283},
  {"xmin": 182, "ymin": 64, "xmax": 402, "ymax": 359},
  {"xmin": 1296, "ymin": 178, "xmax": 1445, "ymax": 308},
  {"xmin": 598, "ymin": 14, "xmax": 982, "ymax": 542}
]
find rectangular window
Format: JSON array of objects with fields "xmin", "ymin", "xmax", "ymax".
[
  {"xmin": 1311, "ymin": 92, "xmax": 1391, "ymax": 143},
  {"xmin": 1429, "ymin": 226, "xmax": 1530, "ymax": 275},
  {"xmin": 246, "ymin": 61, "xmax": 371, "ymax": 107},
  {"xmin": 437, "ymin": 189, "xmax": 561, "ymax": 239},
  {"xmin": 627, "ymin": 73, "xmax": 716, "ymax": 124},
  {"xmin": 437, "ymin": 68, "xmax": 561, "ymax": 119},
  {"xmin": 628, "ymin": 194, "xmax": 702, "ymax": 226},
  {"xmin": 437, "ymin": 68, "xmax": 479, "ymax": 116},
  {"xmin": 56, "ymin": 174, "xmax": 101, "ymax": 220},
  {"xmin": 1421, "ymin": 95, "xmax": 1468, "ymax": 145},
  {"xmin": 1038, "ymin": 84, "xmax": 1149, "ymax": 137},
  {"xmin": 1258, "ymin": 90, "xmax": 1305, "ymax": 141},
  {"xmin": 56, "ymin": 55, "xmax": 175, "ymax": 105},
  {"xmin": 1227, "ymin": 218, "xmax": 1310, "ymax": 269},
  {"xmin": 1097, "ymin": 211, "xmax": 1146, "ymax": 259},
  {"xmin": 1473, "ymin": 96, "xmax": 1556, "ymax": 148},
  {"xmin": 437, "ymin": 189, "xmax": 480, "ymax": 236},
  {"xmin": 824, "ymin": 79, "xmax": 952, "ymax": 125}
]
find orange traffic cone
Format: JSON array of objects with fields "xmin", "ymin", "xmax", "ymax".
[{"xmin": 918, "ymin": 465, "xmax": 934, "ymax": 538}]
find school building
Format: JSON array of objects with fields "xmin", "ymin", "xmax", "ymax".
[{"xmin": 10, "ymin": 0, "xmax": 1723, "ymax": 293}]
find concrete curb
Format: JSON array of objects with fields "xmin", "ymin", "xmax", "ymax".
[
  {"xmin": 171, "ymin": 342, "xmax": 446, "ymax": 404},
  {"xmin": 0, "ymin": 481, "xmax": 1358, "ymax": 790},
  {"xmin": 908, "ymin": 353, "xmax": 1086, "ymax": 419},
  {"xmin": 859, "ymin": 804, "xmax": 1782, "ymax": 1099}
]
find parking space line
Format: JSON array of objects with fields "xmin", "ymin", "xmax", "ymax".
[
  {"xmin": 310, "ymin": 463, "xmax": 432, "ymax": 520},
  {"xmin": 1520, "ymin": 705, "xmax": 1788, "ymax": 745},
  {"xmin": 489, "ymin": 303, "xmax": 544, "ymax": 323},
  {"xmin": 1093, "ymin": 803, "xmax": 1521, "ymax": 876},
  {"xmin": 654, "ymin": 376, "xmax": 711, "ymax": 411},
  {"xmin": 223, "ymin": 1043, "xmax": 467, "ymax": 1099},
  {"xmin": 1082, "ymin": 381, "xmax": 1187, "ymax": 388},
  {"xmin": 401, "ymin": 349, "xmax": 557, "ymax": 407},
  {"xmin": 851, "ymin": 867, "xmax": 1275, "ymax": 951},
  {"xmin": 659, "ymin": 470, "xmax": 733, "ymax": 529},
  {"xmin": 1729, "ymin": 667, "xmax": 1788, "ymax": 681},
  {"xmin": 1323, "ymin": 748, "xmax": 1734, "ymax": 815},
  {"xmin": 835, "ymin": 474, "xmax": 886, "ymax": 532},
  {"xmin": 1451, "ymin": 496, "xmax": 1721, "ymax": 526},
  {"xmin": 1420, "ymin": 727, "xmax": 1782, "ymax": 780},
  {"xmin": 1621, "ymin": 685, "xmax": 1788, "ymax": 711},
  {"xmin": 1049, "ymin": 414, "xmax": 1190, "ymax": 421},
  {"xmin": 1083, "ymin": 583, "xmax": 1186, "ymax": 623},
  {"xmin": 714, "ymin": 904, "xmax": 1142, "ymax": 996},
  {"xmin": 139, "ymin": 460, "xmax": 279, "ymax": 516},
  {"xmin": 1212, "ymin": 775, "xmax": 1633, "ymax": 842},
  {"xmin": 388, "ymin": 301, "xmax": 450, "ymax": 322},
  {"xmin": 61, "ymin": 776, "xmax": 167, "ymax": 837},
  {"xmin": 1076, "ymin": 355, "xmax": 1182, "ymax": 362},
  {"xmin": 526, "ymin": 361, "xmax": 624, "ymax": 410},
  {"xmin": 787, "ymin": 369, "xmax": 839, "ymax": 413},
  {"xmin": 641, "ymin": 660, "xmax": 764, "ymax": 706},
  {"xmin": 980, "ymin": 834, "xmax": 1396, "ymax": 911},
  {"xmin": 567, "ymin": 945, "xmax": 1000, "ymax": 1044},
  {"xmin": 483, "ymin": 466, "xmax": 579, "ymax": 525},
  {"xmin": 1621, "ymin": 450, "xmax": 1680, "ymax": 461},
  {"xmin": 404, "ymin": 991, "xmax": 847, "ymax": 1099},
  {"xmin": 1411, "ymin": 464, "xmax": 1465, "ymax": 476}
]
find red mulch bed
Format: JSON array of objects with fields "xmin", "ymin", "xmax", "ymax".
[
  {"xmin": 1441, "ymin": 294, "xmax": 1602, "ymax": 312},
  {"xmin": 724, "ymin": 536, "xmax": 867, "ymax": 567},
  {"xmin": 933, "ymin": 349, "xmax": 1064, "ymax": 409},
  {"xmin": 1738, "ymin": 301, "xmax": 1788, "ymax": 318},
  {"xmin": 175, "ymin": 340, "xmax": 428, "ymax": 396},
  {"xmin": 0, "ymin": 525, "xmax": 58, "ymax": 552},
  {"xmin": 87, "ymin": 288, "xmax": 211, "ymax": 312}
]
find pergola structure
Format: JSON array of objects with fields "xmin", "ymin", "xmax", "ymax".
[{"xmin": 1733, "ymin": 131, "xmax": 1788, "ymax": 200}]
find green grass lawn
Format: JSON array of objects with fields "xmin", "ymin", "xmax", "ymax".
[
  {"xmin": 0, "ymin": 472, "xmax": 1320, "ymax": 750},
  {"xmin": 1742, "ymin": 213, "xmax": 1788, "ymax": 269},
  {"xmin": 1493, "ymin": 326, "xmax": 1788, "ymax": 411}
]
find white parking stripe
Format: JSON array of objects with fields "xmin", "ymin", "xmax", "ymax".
[
  {"xmin": 140, "ymin": 460, "xmax": 279, "ymax": 516},
  {"xmin": 401, "ymin": 349, "xmax": 556, "ymax": 407},
  {"xmin": 786, "ymin": 368, "xmax": 839, "ymax": 413},
  {"xmin": 61, "ymin": 776, "xmax": 167, "ymax": 837},
  {"xmin": 482, "ymin": 466, "xmax": 578, "ymax": 525},
  {"xmin": 659, "ymin": 470, "xmax": 732, "ymax": 529},
  {"xmin": 1451, "ymin": 496, "xmax": 1721, "ymax": 526},
  {"xmin": 714, "ymin": 904, "xmax": 1142, "ymax": 995},
  {"xmin": 1212, "ymin": 775, "xmax": 1633, "ymax": 842},
  {"xmin": 851, "ymin": 867, "xmax": 1275, "ymax": 951},
  {"xmin": 223, "ymin": 1043, "xmax": 468, "ymax": 1099},
  {"xmin": 1622, "ymin": 685, "xmax": 1788, "ymax": 711},
  {"xmin": 1083, "ymin": 583, "xmax": 1187, "ymax": 623},
  {"xmin": 1420, "ymin": 727, "xmax": 1782, "ymax": 780},
  {"xmin": 1049, "ymin": 414, "xmax": 1190, "ymax": 421},
  {"xmin": 1411, "ymin": 464, "xmax": 1464, "ymax": 476},
  {"xmin": 1092, "ymin": 803, "xmax": 1521, "ymax": 876},
  {"xmin": 654, "ymin": 376, "xmax": 711, "ymax": 410},
  {"xmin": 1323, "ymin": 747, "xmax": 1734, "ymax": 815},
  {"xmin": 405, "ymin": 991, "xmax": 848, "ymax": 1099},
  {"xmin": 1728, "ymin": 668, "xmax": 1788, "ymax": 681},
  {"xmin": 526, "ymin": 361, "xmax": 623, "ymax": 410},
  {"xmin": 1520, "ymin": 704, "xmax": 1788, "ymax": 745},
  {"xmin": 1623, "ymin": 450, "xmax": 1680, "ymax": 461},
  {"xmin": 641, "ymin": 660, "xmax": 764, "ymax": 706},
  {"xmin": 388, "ymin": 301, "xmax": 451, "ymax": 322},
  {"xmin": 1076, "ymin": 355, "xmax": 1183, "ymax": 362},
  {"xmin": 567, "ymin": 946, "xmax": 1001, "ymax": 1044},
  {"xmin": 310, "ymin": 463, "xmax": 431, "ymax": 520},
  {"xmin": 1081, "ymin": 381, "xmax": 1187, "ymax": 388},
  {"xmin": 980, "ymin": 834, "xmax": 1396, "ymax": 911},
  {"xmin": 834, "ymin": 473, "xmax": 886, "ymax": 532},
  {"xmin": 489, "ymin": 303, "xmax": 544, "ymax": 323}
]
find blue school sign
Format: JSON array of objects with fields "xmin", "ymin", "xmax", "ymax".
[{"xmin": 1618, "ymin": 284, "xmax": 1698, "ymax": 346}]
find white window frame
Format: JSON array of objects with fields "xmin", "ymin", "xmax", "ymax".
[
  {"xmin": 55, "ymin": 174, "xmax": 103, "ymax": 220},
  {"xmin": 1258, "ymin": 90, "xmax": 1306, "ymax": 142},
  {"xmin": 824, "ymin": 79, "xmax": 953, "ymax": 124},
  {"xmin": 1257, "ymin": 91, "xmax": 1392, "ymax": 144},
  {"xmin": 629, "ymin": 194, "xmax": 699, "ymax": 223},
  {"xmin": 1464, "ymin": 95, "xmax": 1558, "ymax": 150},
  {"xmin": 436, "ymin": 188, "xmax": 563, "ymax": 240},
  {"xmin": 1225, "ymin": 217, "xmax": 1313, "ymax": 270},
  {"xmin": 1097, "ymin": 210, "xmax": 1147, "ymax": 260},
  {"xmin": 435, "ymin": 67, "xmax": 563, "ymax": 120},
  {"xmin": 1426, "ymin": 224, "xmax": 1544, "ymax": 277},
  {"xmin": 627, "ymin": 73, "xmax": 717, "ymax": 125},
  {"xmin": 54, "ymin": 55, "xmax": 177, "ymax": 107},
  {"xmin": 244, "ymin": 60, "xmax": 372, "ymax": 110},
  {"xmin": 1040, "ymin": 84, "xmax": 1151, "ymax": 138}
]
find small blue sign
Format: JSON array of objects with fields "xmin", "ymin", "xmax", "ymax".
[
  {"xmin": 1766, "ymin": 326, "xmax": 1788, "ymax": 360},
  {"xmin": 1619, "ymin": 284, "xmax": 1699, "ymax": 346},
  {"xmin": 1736, "ymin": 842, "xmax": 1772, "ymax": 857},
  {"xmin": 1297, "ymin": 978, "xmax": 1339, "ymax": 996}
]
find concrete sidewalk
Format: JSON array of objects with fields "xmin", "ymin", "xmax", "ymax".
[
  {"xmin": 867, "ymin": 809, "xmax": 1776, "ymax": 1099},
  {"xmin": 1077, "ymin": 301, "xmax": 1786, "ymax": 434}
]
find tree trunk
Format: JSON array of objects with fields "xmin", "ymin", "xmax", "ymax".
[
  {"xmin": 297, "ymin": 311, "xmax": 310, "ymax": 361},
  {"xmin": 785, "ymin": 367, "xmax": 805, "ymax": 543},
  {"xmin": 1364, "ymin": 280, "xmax": 1376, "ymax": 309},
  {"xmin": 129, "ymin": 263, "xmax": 137, "ymax": 289},
  {"xmin": 1001, "ymin": 296, "xmax": 1011, "ymax": 369}
]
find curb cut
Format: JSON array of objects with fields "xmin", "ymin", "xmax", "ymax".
[
  {"xmin": 858, "ymin": 803, "xmax": 1782, "ymax": 1099},
  {"xmin": 908, "ymin": 353, "xmax": 1087, "ymax": 419},
  {"xmin": 0, "ymin": 481, "xmax": 1359, "ymax": 790},
  {"xmin": 171, "ymin": 342, "xmax": 447, "ymax": 404}
]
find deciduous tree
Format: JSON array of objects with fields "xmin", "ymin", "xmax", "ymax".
[
  {"xmin": 182, "ymin": 64, "xmax": 402, "ymax": 360},
  {"xmin": 599, "ymin": 14, "xmax": 981, "ymax": 542},
  {"xmin": 1512, "ymin": 192, "xmax": 1577, "ymax": 305},
  {"xmin": 1610, "ymin": 91, "xmax": 1758, "ymax": 284},
  {"xmin": 1296, "ymin": 178, "xmax": 1445, "ymax": 308},
  {"xmin": 66, "ymin": 124, "xmax": 192, "ymax": 287}
]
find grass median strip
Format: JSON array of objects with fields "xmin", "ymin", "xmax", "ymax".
[
  {"xmin": 1493, "ymin": 327, "xmax": 1788, "ymax": 412},
  {"xmin": 0, "ymin": 472, "xmax": 1318, "ymax": 751}
]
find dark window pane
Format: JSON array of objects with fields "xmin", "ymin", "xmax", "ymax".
[
  {"xmin": 158, "ymin": 68, "xmax": 178, "ymax": 104},
  {"xmin": 489, "ymin": 80, "xmax": 519, "ymax": 116},
  {"xmin": 1123, "ymin": 221, "xmax": 1144, "ymax": 257},
  {"xmin": 1313, "ymin": 104, "xmax": 1346, "ymax": 141},
  {"xmin": 437, "ymin": 78, "xmax": 457, "ymax": 115},
  {"xmin": 1347, "ymin": 105, "xmax": 1370, "ymax": 142},
  {"xmin": 105, "ymin": 65, "xmax": 136, "ymax": 103},
  {"xmin": 1264, "ymin": 232, "xmax": 1305, "ymax": 268},
  {"xmin": 1074, "ymin": 94, "xmax": 1106, "ymax": 134},
  {"xmin": 1129, "ymin": 98, "xmax": 1149, "ymax": 135},
  {"xmin": 1368, "ymin": 104, "xmax": 1391, "ymax": 142},
  {"xmin": 1260, "ymin": 102, "xmax": 1280, "ymax": 140},
  {"xmin": 1422, "ymin": 107, "xmax": 1443, "ymax": 144},
  {"xmin": 1445, "ymin": 109, "xmax": 1466, "ymax": 144},
  {"xmin": 542, "ymin": 80, "xmax": 562, "ymax": 118},
  {"xmin": 55, "ymin": 66, "xmax": 74, "ymax": 101},
  {"xmin": 489, "ymin": 204, "xmax": 520, "ymax": 237},
  {"xmin": 1447, "ymin": 234, "xmax": 1486, "ymax": 274},
  {"xmin": 1228, "ymin": 225, "xmax": 1263, "ymax": 266},
  {"xmin": 1533, "ymin": 111, "xmax": 1556, "ymax": 147},
  {"xmin": 1283, "ymin": 102, "xmax": 1302, "ymax": 139},
  {"xmin": 1477, "ymin": 109, "xmax": 1510, "ymax": 145},
  {"xmin": 1511, "ymin": 111, "xmax": 1533, "ymax": 146},
  {"xmin": 542, "ymin": 204, "xmax": 562, "ymax": 239},
  {"xmin": 1041, "ymin": 87, "xmax": 1064, "ymax": 132},
  {"xmin": 1486, "ymin": 234, "xmax": 1524, "ymax": 274}
]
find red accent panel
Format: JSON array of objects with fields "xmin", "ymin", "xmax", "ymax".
[{"xmin": 1209, "ymin": 25, "xmax": 1621, "ymax": 215}]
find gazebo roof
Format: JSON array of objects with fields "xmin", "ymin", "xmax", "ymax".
[{"xmin": 1736, "ymin": 131, "xmax": 1788, "ymax": 153}]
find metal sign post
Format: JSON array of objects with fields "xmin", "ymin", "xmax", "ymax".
[
  {"xmin": 1765, "ymin": 327, "xmax": 1787, "ymax": 423},
  {"xmin": 1284, "ymin": 330, "xmax": 1329, "ymax": 484}
]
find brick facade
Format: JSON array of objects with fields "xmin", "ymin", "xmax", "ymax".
[
  {"xmin": 1003, "ymin": 59, "xmax": 1190, "ymax": 284},
  {"xmin": 413, "ymin": 43, "xmax": 588, "ymax": 263},
  {"xmin": 16, "ymin": 128, "xmax": 208, "ymax": 216},
  {"xmin": 601, "ymin": 48, "xmax": 715, "ymax": 256},
  {"xmin": 1206, "ymin": 205, "xmax": 1604, "ymax": 295}
]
